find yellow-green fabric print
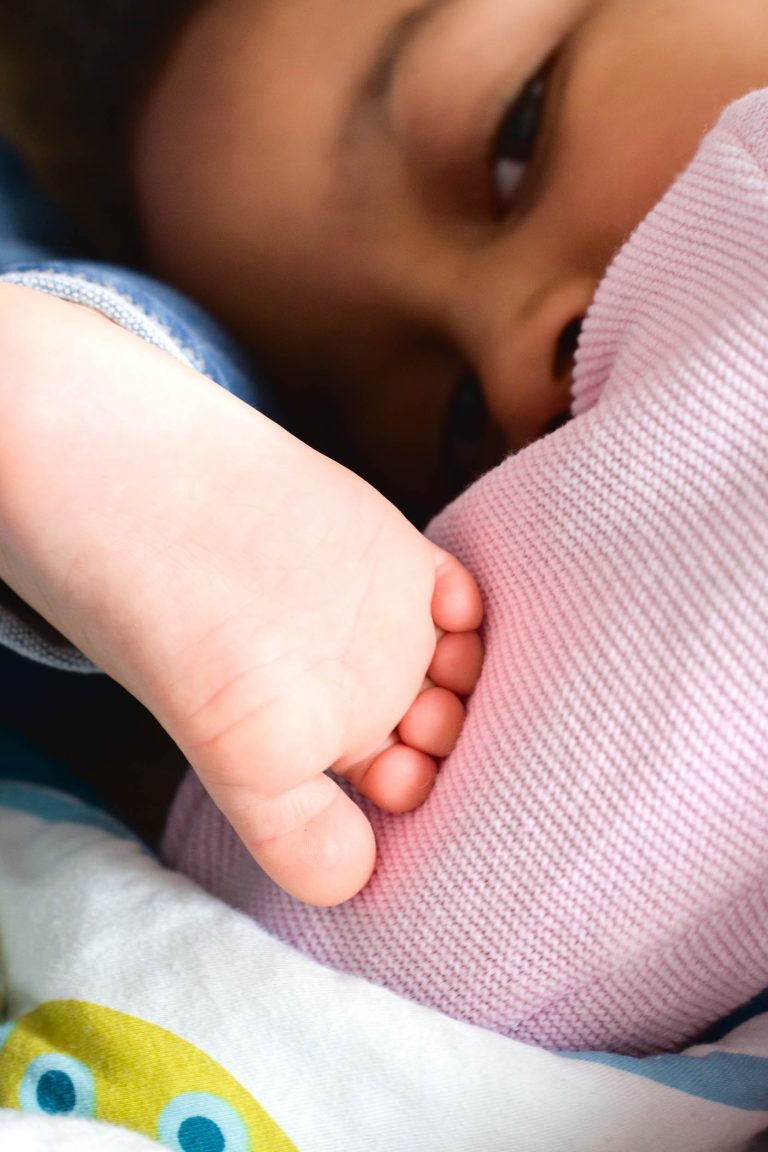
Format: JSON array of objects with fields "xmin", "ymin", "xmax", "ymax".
[{"xmin": 0, "ymin": 1000, "xmax": 298, "ymax": 1151}]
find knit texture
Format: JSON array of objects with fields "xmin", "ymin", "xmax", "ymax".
[{"xmin": 164, "ymin": 90, "xmax": 768, "ymax": 1055}]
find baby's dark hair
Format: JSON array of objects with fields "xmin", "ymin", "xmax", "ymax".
[{"xmin": 0, "ymin": 0, "xmax": 202, "ymax": 258}]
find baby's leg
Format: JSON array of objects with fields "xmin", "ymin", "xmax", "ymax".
[{"xmin": 0, "ymin": 284, "xmax": 482, "ymax": 904}]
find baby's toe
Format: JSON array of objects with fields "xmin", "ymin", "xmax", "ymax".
[
  {"xmin": 397, "ymin": 685, "xmax": 465, "ymax": 758},
  {"xmin": 428, "ymin": 630, "xmax": 484, "ymax": 695},
  {"xmin": 353, "ymin": 743, "xmax": 437, "ymax": 813},
  {"xmin": 223, "ymin": 773, "xmax": 376, "ymax": 905},
  {"xmin": 431, "ymin": 550, "xmax": 484, "ymax": 633}
]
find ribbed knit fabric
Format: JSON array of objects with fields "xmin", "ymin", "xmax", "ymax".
[{"xmin": 163, "ymin": 90, "xmax": 768, "ymax": 1055}]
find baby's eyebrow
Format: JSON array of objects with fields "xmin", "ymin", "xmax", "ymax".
[{"xmin": 360, "ymin": 0, "xmax": 461, "ymax": 106}]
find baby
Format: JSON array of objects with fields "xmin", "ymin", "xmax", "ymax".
[
  {"xmin": 0, "ymin": 0, "xmax": 488, "ymax": 909},
  {"xmin": 140, "ymin": 0, "xmax": 768, "ymax": 1055},
  {"xmin": 2, "ymin": 0, "xmax": 768, "ymax": 1055}
]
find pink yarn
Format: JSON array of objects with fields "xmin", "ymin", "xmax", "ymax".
[{"xmin": 164, "ymin": 90, "xmax": 768, "ymax": 1055}]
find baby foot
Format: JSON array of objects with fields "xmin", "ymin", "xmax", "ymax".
[{"xmin": 0, "ymin": 286, "xmax": 482, "ymax": 905}]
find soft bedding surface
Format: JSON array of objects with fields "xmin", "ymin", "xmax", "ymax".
[{"xmin": 0, "ymin": 738, "xmax": 767, "ymax": 1152}]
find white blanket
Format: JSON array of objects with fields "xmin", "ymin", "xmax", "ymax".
[{"xmin": 0, "ymin": 772, "xmax": 766, "ymax": 1152}]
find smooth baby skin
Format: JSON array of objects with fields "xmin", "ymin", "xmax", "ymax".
[
  {"xmin": 134, "ymin": 0, "xmax": 768, "ymax": 519},
  {"xmin": 0, "ymin": 283, "xmax": 482, "ymax": 904}
]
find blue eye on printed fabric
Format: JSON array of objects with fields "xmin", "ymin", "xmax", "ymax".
[
  {"xmin": 18, "ymin": 1051, "xmax": 96, "ymax": 1118},
  {"xmin": 158, "ymin": 1091, "xmax": 249, "ymax": 1152}
]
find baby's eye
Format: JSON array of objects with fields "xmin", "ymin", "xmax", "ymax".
[{"xmin": 491, "ymin": 72, "xmax": 547, "ymax": 214}]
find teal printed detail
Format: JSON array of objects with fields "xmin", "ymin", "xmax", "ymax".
[
  {"xmin": 158, "ymin": 1092, "xmax": 249, "ymax": 1152},
  {"xmin": 19, "ymin": 1053, "xmax": 96, "ymax": 1118}
]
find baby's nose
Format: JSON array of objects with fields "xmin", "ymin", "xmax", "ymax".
[
  {"xmin": 553, "ymin": 314, "xmax": 584, "ymax": 392},
  {"xmin": 545, "ymin": 314, "xmax": 584, "ymax": 433},
  {"xmin": 476, "ymin": 276, "xmax": 595, "ymax": 451}
]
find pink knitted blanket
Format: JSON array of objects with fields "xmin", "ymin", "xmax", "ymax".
[{"xmin": 164, "ymin": 89, "xmax": 768, "ymax": 1055}]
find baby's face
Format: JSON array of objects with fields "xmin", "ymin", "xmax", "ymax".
[{"xmin": 134, "ymin": 0, "xmax": 768, "ymax": 517}]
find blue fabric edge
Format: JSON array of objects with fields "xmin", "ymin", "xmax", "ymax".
[
  {"xmin": 0, "ymin": 779, "xmax": 142, "ymax": 845},
  {"xmin": 0, "ymin": 726, "xmax": 144, "ymax": 846},
  {"xmin": 563, "ymin": 1044, "xmax": 768, "ymax": 1112}
]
